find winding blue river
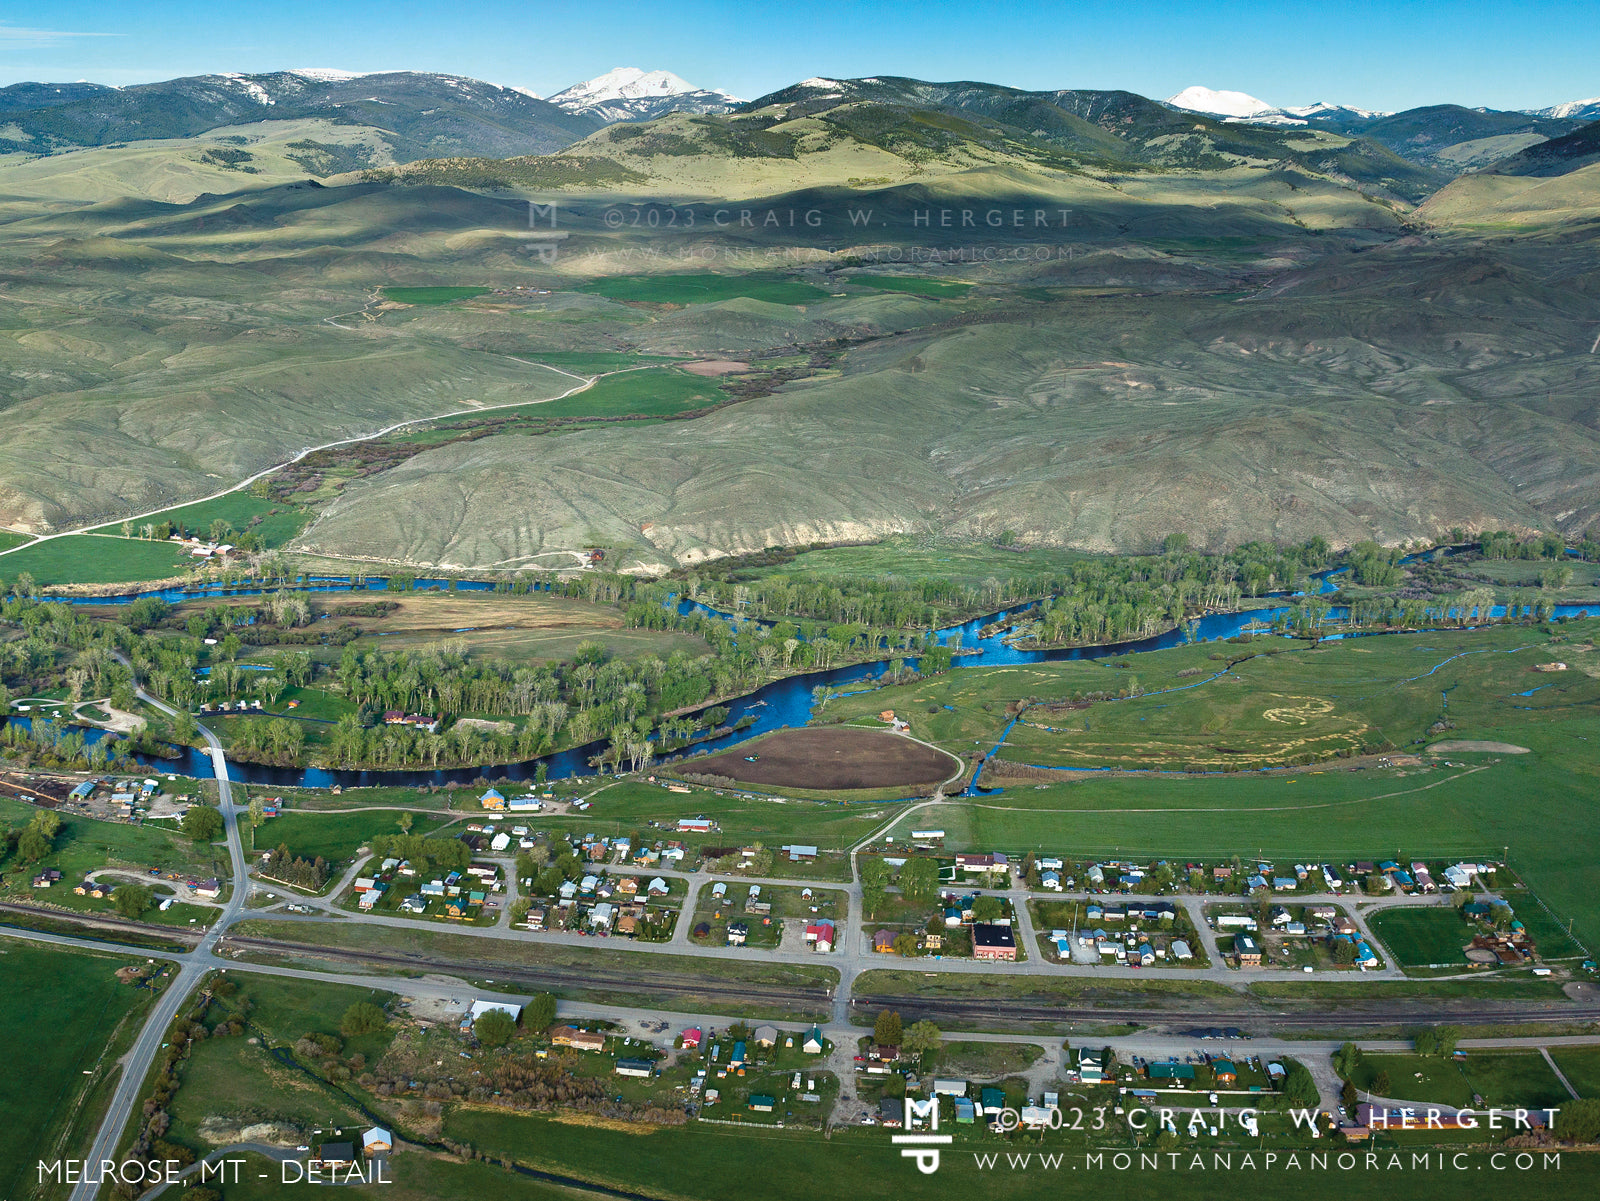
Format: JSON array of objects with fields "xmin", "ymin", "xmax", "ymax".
[{"xmin": 11, "ymin": 570, "xmax": 1594, "ymax": 788}]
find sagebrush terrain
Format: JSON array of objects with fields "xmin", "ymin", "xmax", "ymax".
[{"xmin": 2, "ymin": 77, "xmax": 1598, "ymax": 568}]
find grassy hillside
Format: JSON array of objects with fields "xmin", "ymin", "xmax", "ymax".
[{"xmin": 0, "ymin": 83, "xmax": 1596, "ymax": 565}]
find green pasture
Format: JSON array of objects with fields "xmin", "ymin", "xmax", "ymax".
[
  {"xmin": 0, "ymin": 942, "xmax": 158, "ymax": 1200},
  {"xmin": 578, "ymin": 272, "xmax": 830, "ymax": 305},
  {"xmin": 423, "ymin": 365, "xmax": 727, "ymax": 428},
  {"xmin": 382, "ymin": 286, "xmax": 490, "ymax": 305},
  {"xmin": 513, "ymin": 351, "xmax": 685, "ymax": 373},
  {"xmin": 0, "ymin": 535, "xmax": 187, "ymax": 586},
  {"xmin": 248, "ymin": 808, "xmax": 454, "ymax": 865}
]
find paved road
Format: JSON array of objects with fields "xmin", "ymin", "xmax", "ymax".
[{"xmin": 67, "ymin": 668, "xmax": 249, "ymax": 1201}]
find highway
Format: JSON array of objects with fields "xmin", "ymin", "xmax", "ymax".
[{"xmin": 64, "ymin": 671, "xmax": 249, "ymax": 1201}]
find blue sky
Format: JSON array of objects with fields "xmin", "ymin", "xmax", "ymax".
[{"xmin": 2, "ymin": 1, "xmax": 1596, "ymax": 111}]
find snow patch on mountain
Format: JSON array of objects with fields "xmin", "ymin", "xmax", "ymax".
[
  {"xmin": 216, "ymin": 72, "xmax": 276, "ymax": 105},
  {"xmin": 289, "ymin": 68, "xmax": 370, "ymax": 82},
  {"xmin": 1166, "ymin": 85, "xmax": 1276, "ymax": 118}
]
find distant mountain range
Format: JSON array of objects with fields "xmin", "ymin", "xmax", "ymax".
[
  {"xmin": 0, "ymin": 70, "xmax": 602, "ymax": 161},
  {"xmin": 0, "ymin": 67, "xmax": 1593, "ymax": 185},
  {"xmin": 1164, "ymin": 85, "xmax": 1593, "ymax": 173}
]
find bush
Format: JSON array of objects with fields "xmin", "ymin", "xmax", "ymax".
[
  {"xmin": 340, "ymin": 1002, "xmax": 388, "ymax": 1037},
  {"xmin": 474, "ymin": 1009, "xmax": 516, "ymax": 1048},
  {"xmin": 181, "ymin": 804, "xmax": 224, "ymax": 843}
]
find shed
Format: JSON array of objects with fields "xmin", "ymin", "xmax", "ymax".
[{"xmin": 361, "ymin": 1128, "xmax": 392, "ymax": 1154}]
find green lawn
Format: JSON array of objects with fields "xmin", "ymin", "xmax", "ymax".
[
  {"xmin": 0, "ymin": 530, "xmax": 30, "ymax": 552},
  {"xmin": 90, "ymin": 493, "xmax": 310, "ymax": 549},
  {"xmin": 0, "ymin": 535, "xmax": 187, "ymax": 585},
  {"xmin": 578, "ymin": 272, "xmax": 830, "ymax": 306},
  {"xmin": 0, "ymin": 942, "xmax": 159, "ymax": 1200},
  {"xmin": 1355, "ymin": 1051, "xmax": 1570, "ymax": 1111},
  {"xmin": 382, "ymin": 286, "xmax": 490, "ymax": 304},
  {"xmin": 853, "ymin": 274, "xmax": 973, "ymax": 298},
  {"xmin": 1370, "ymin": 907, "xmax": 1473, "ymax": 968}
]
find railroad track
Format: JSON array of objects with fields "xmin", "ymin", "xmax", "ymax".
[
  {"xmin": 0, "ymin": 901, "xmax": 203, "ymax": 945},
  {"xmin": 223, "ymin": 934, "xmax": 833, "ymax": 1012},
  {"xmin": 854, "ymin": 991, "xmax": 1600, "ymax": 1030}
]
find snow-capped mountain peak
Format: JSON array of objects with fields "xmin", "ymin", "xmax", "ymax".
[
  {"xmin": 1527, "ymin": 96, "xmax": 1600, "ymax": 121},
  {"xmin": 1282, "ymin": 100, "xmax": 1386, "ymax": 120},
  {"xmin": 549, "ymin": 66, "xmax": 742, "ymax": 122},
  {"xmin": 554, "ymin": 67, "xmax": 694, "ymax": 105},
  {"xmin": 1165, "ymin": 85, "xmax": 1276, "ymax": 118}
]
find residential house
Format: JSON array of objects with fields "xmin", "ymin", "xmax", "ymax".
[
  {"xmin": 312, "ymin": 1143, "xmax": 356, "ymax": 1171},
  {"xmin": 615, "ymin": 1058, "xmax": 654, "ymax": 1078},
  {"xmin": 879, "ymin": 1098, "xmax": 904, "ymax": 1127},
  {"xmin": 1171, "ymin": 939, "xmax": 1194, "ymax": 961},
  {"xmin": 753, "ymin": 1025, "xmax": 779, "ymax": 1048},
  {"xmin": 873, "ymin": 930, "xmax": 898, "ymax": 953},
  {"xmin": 805, "ymin": 920, "xmax": 835, "ymax": 952},
  {"xmin": 1212, "ymin": 1060, "xmax": 1237, "ymax": 1085},
  {"xmin": 1148, "ymin": 1062, "xmax": 1197, "ymax": 1081},
  {"xmin": 749, "ymin": 1094, "xmax": 776, "ymax": 1113},
  {"xmin": 802, "ymin": 1026, "xmax": 825, "ymax": 1054},
  {"xmin": 726, "ymin": 920, "xmax": 749, "ymax": 947},
  {"xmin": 550, "ymin": 1026, "xmax": 606, "ymax": 1052}
]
